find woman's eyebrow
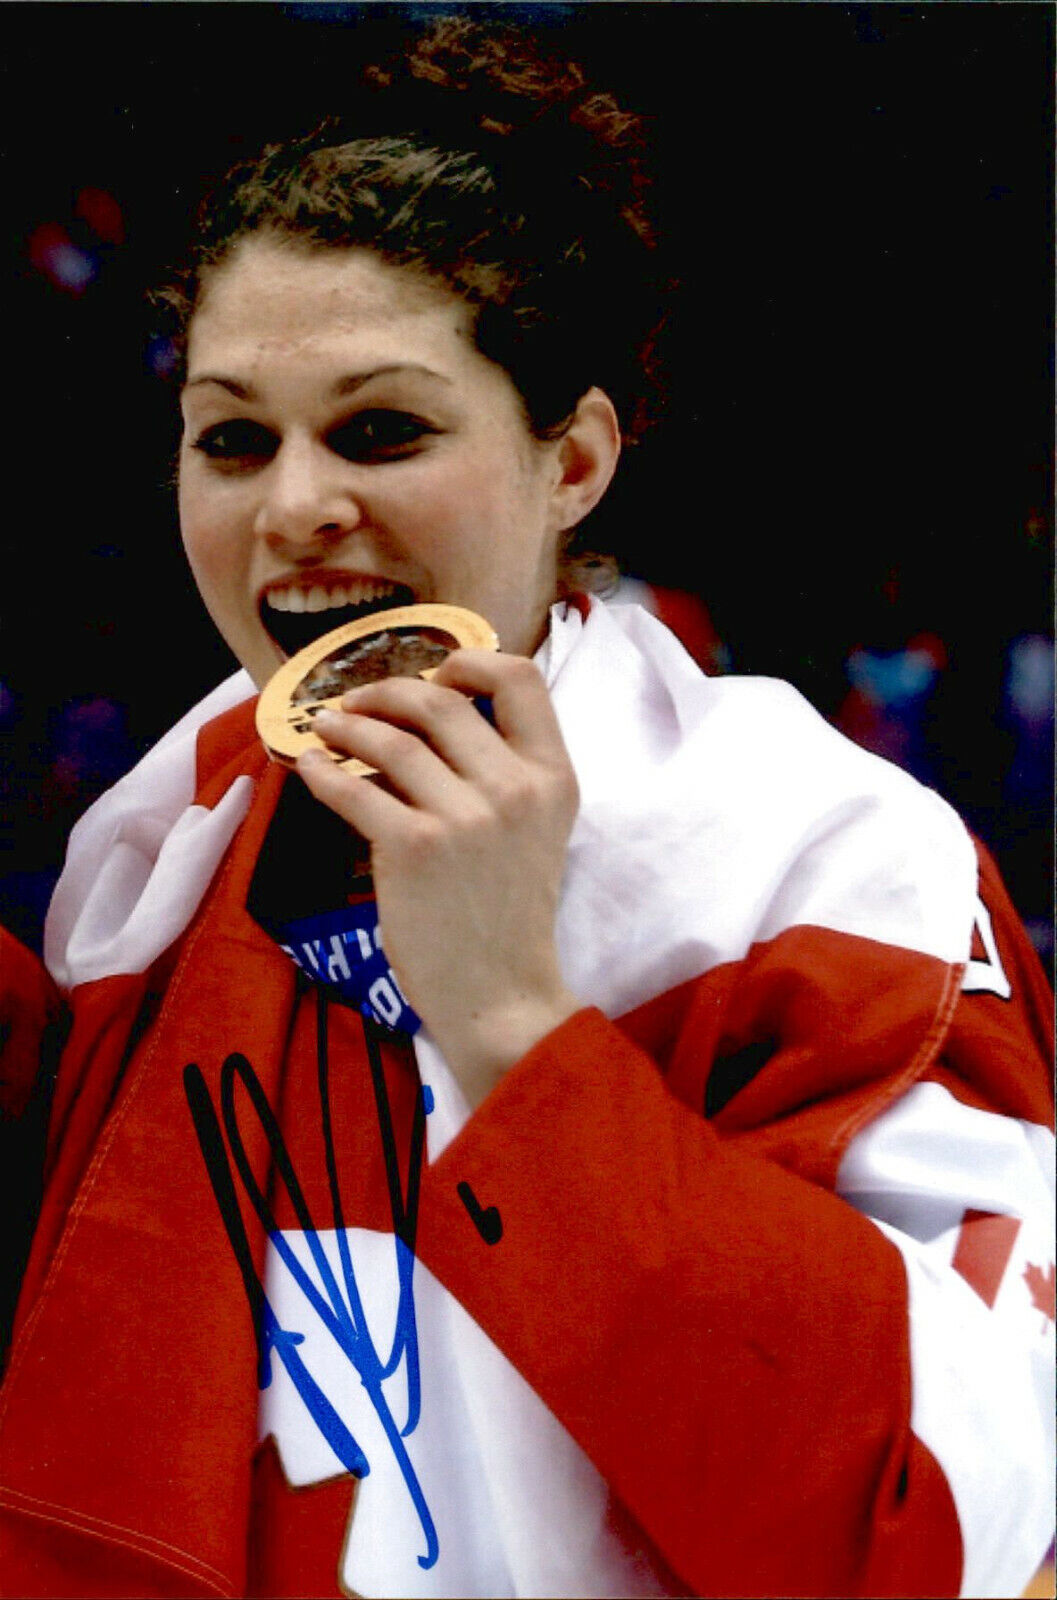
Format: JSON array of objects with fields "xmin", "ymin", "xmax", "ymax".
[
  {"xmin": 331, "ymin": 365, "xmax": 452, "ymax": 395},
  {"xmin": 184, "ymin": 374, "xmax": 254, "ymax": 398},
  {"xmin": 184, "ymin": 365, "xmax": 453, "ymax": 399}
]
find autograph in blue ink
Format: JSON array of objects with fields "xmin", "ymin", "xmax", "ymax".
[{"xmin": 183, "ymin": 987, "xmax": 438, "ymax": 1569}]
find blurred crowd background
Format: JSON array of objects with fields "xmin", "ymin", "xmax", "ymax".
[{"xmin": 0, "ymin": 2, "xmax": 1052, "ymax": 962}]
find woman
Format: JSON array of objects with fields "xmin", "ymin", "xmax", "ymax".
[{"xmin": 0, "ymin": 18, "xmax": 1052, "ymax": 1599}]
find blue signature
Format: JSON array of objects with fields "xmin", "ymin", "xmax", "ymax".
[{"xmin": 183, "ymin": 986, "xmax": 438, "ymax": 1569}]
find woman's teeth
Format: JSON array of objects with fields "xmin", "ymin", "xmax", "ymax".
[
  {"xmin": 259, "ymin": 578, "xmax": 416, "ymax": 658},
  {"xmin": 265, "ymin": 579, "xmax": 396, "ymax": 614}
]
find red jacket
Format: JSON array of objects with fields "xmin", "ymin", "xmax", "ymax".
[{"xmin": 0, "ymin": 601, "xmax": 1052, "ymax": 1598}]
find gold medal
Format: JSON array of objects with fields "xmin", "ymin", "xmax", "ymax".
[{"xmin": 255, "ymin": 603, "xmax": 499, "ymax": 774}]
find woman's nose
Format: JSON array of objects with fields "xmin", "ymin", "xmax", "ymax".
[{"xmin": 254, "ymin": 438, "xmax": 363, "ymax": 554}]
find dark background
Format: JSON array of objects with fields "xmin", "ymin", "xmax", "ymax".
[{"xmin": 1, "ymin": 1, "xmax": 1053, "ymax": 956}]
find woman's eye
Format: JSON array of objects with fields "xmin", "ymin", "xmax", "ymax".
[
  {"xmin": 191, "ymin": 420, "xmax": 278, "ymax": 465},
  {"xmin": 327, "ymin": 410, "xmax": 438, "ymax": 462}
]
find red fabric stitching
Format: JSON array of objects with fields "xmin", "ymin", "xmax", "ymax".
[
  {"xmin": 828, "ymin": 960, "xmax": 966, "ymax": 1158},
  {"xmin": 0, "ymin": 1487, "xmax": 235, "ymax": 1595}
]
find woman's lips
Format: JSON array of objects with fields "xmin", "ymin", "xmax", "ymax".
[{"xmin": 258, "ymin": 573, "xmax": 417, "ymax": 658}]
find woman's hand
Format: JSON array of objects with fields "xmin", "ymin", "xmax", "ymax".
[{"xmin": 296, "ymin": 650, "xmax": 582, "ymax": 1108}]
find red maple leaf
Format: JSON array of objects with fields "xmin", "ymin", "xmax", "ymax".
[{"xmin": 1023, "ymin": 1261, "xmax": 1056, "ymax": 1325}]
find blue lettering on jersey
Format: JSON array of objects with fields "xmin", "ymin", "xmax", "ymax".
[{"xmin": 277, "ymin": 903, "xmax": 420, "ymax": 1034}]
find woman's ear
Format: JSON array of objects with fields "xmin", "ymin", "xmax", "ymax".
[{"xmin": 549, "ymin": 387, "xmax": 622, "ymax": 532}]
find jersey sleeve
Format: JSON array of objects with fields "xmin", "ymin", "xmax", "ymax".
[{"xmin": 415, "ymin": 844, "xmax": 1054, "ymax": 1599}]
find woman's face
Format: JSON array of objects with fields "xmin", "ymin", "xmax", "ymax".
[{"xmin": 178, "ymin": 239, "xmax": 574, "ymax": 687}]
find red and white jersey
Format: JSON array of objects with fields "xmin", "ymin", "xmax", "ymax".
[{"xmin": 0, "ymin": 599, "xmax": 1051, "ymax": 1598}]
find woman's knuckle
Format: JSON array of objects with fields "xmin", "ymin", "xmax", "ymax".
[
  {"xmin": 506, "ymin": 656, "xmax": 542, "ymax": 690},
  {"xmin": 556, "ymin": 764, "xmax": 580, "ymax": 811},
  {"xmin": 491, "ymin": 775, "xmax": 534, "ymax": 824},
  {"xmin": 425, "ymin": 686, "xmax": 463, "ymax": 725},
  {"xmin": 402, "ymin": 813, "xmax": 441, "ymax": 859},
  {"xmin": 376, "ymin": 722, "xmax": 417, "ymax": 760}
]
